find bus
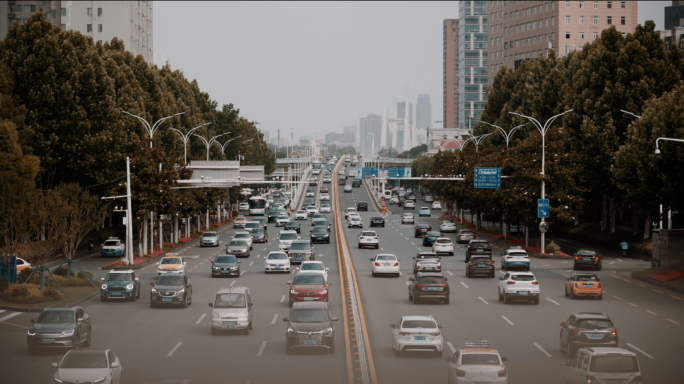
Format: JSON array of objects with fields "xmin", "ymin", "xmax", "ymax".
[
  {"xmin": 312, "ymin": 161, "xmax": 323, "ymax": 175},
  {"xmin": 248, "ymin": 196, "xmax": 268, "ymax": 216}
]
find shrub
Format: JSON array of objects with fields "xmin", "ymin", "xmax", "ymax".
[
  {"xmin": 6, "ymin": 284, "xmax": 29, "ymax": 298},
  {"xmin": 53, "ymin": 275, "xmax": 91, "ymax": 287},
  {"xmin": 52, "ymin": 265, "xmax": 69, "ymax": 276},
  {"xmin": 1, "ymin": 283, "xmax": 59, "ymax": 304},
  {"xmin": 0, "ymin": 276, "xmax": 9, "ymax": 292},
  {"xmin": 232, "ymin": 209, "xmax": 240, "ymax": 217},
  {"xmin": 76, "ymin": 270, "xmax": 93, "ymax": 279},
  {"xmin": 18, "ymin": 267, "xmax": 34, "ymax": 283},
  {"xmin": 545, "ymin": 242, "xmax": 561, "ymax": 254},
  {"xmin": 42, "ymin": 286, "xmax": 63, "ymax": 300}
]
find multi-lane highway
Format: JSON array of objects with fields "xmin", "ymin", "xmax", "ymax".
[{"xmin": 1, "ymin": 157, "xmax": 683, "ymax": 384}]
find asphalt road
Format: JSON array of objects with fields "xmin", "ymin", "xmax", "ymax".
[{"xmin": 1, "ymin": 161, "xmax": 683, "ymax": 384}]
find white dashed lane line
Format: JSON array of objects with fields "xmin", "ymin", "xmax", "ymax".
[
  {"xmin": 167, "ymin": 342, "xmax": 182, "ymax": 357},
  {"xmin": 501, "ymin": 316, "xmax": 515, "ymax": 326},
  {"xmin": 281, "ymin": 295, "xmax": 286, "ymax": 303},
  {"xmin": 196, "ymin": 314, "xmax": 206, "ymax": 324},
  {"xmin": 230, "ymin": 281, "xmax": 236, "ymax": 287},
  {"xmin": 0, "ymin": 312, "xmax": 21, "ymax": 322},
  {"xmin": 533, "ymin": 342, "xmax": 553, "ymax": 357},
  {"xmin": 257, "ymin": 341, "xmax": 267, "ymax": 356},
  {"xmin": 447, "ymin": 341, "xmax": 456, "ymax": 354},
  {"xmin": 445, "ymin": 271, "xmax": 453, "ymax": 275},
  {"xmin": 546, "ymin": 298, "xmax": 561, "ymax": 306},
  {"xmin": 479, "ymin": 297, "xmax": 489, "ymax": 305},
  {"xmin": 241, "ymin": 271, "xmax": 246, "ymax": 275},
  {"xmin": 271, "ymin": 314, "xmax": 279, "ymax": 324},
  {"xmin": 249, "ymin": 262, "xmax": 254, "ymax": 266},
  {"xmin": 460, "ymin": 282, "xmax": 469, "ymax": 289}
]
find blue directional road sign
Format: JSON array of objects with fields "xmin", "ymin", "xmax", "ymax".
[
  {"xmin": 388, "ymin": 167, "xmax": 411, "ymax": 178},
  {"xmin": 474, "ymin": 167, "xmax": 501, "ymax": 189},
  {"xmin": 537, "ymin": 199, "xmax": 550, "ymax": 218},
  {"xmin": 361, "ymin": 167, "xmax": 378, "ymax": 180}
]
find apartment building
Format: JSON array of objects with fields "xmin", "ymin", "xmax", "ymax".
[
  {"xmin": 458, "ymin": 1, "xmax": 489, "ymax": 130},
  {"xmin": 443, "ymin": 19, "xmax": 459, "ymax": 129},
  {"xmin": 487, "ymin": 1, "xmax": 637, "ymax": 84}
]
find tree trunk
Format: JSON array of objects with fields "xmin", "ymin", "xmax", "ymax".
[
  {"xmin": 574, "ymin": 211, "xmax": 579, "ymax": 226},
  {"xmin": 476, "ymin": 210, "xmax": 482, "ymax": 229},
  {"xmin": 142, "ymin": 215, "xmax": 148, "ymax": 256},
  {"xmin": 601, "ymin": 194, "xmax": 608, "ymax": 231},
  {"xmin": 631, "ymin": 208, "xmax": 639, "ymax": 237},
  {"xmin": 524, "ymin": 225, "xmax": 529, "ymax": 246},
  {"xmin": 609, "ymin": 195, "xmax": 616, "ymax": 234},
  {"xmin": 149, "ymin": 212, "xmax": 154, "ymax": 255},
  {"xmin": 593, "ymin": 199, "xmax": 599, "ymax": 226},
  {"xmin": 173, "ymin": 216, "xmax": 178, "ymax": 243},
  {"xmin": 643, "ymin": 215, "xmax": 651, "ymax": 239}
]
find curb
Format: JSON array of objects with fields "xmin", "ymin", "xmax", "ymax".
[
  {"xmin": 631, "ymin": 272, "xmax": 684, "ymax": 296},
  {"xmin": 0, "ymin": 290, "xmax": 99, "ymax": 313}
]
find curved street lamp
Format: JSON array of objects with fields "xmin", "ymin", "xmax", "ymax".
[
  {"xmin": 169, "ymin": 123, "xmax": 212, "ymax": 166},
  {"xmin": 461, "ymin": 133, "xmax": 494, "ymax": 152},
  {"xmin": 476, "ymin": 120, "xmax": 527, "ymax": 147},
  {"xmin": 220, "ymin": 135, "xmax": 242, "ymax": 152},
  {"xmin": 122, "ymin": 111, "xmax": 185, "ymax": 148},
  {"xmin": 193, "ymin": 132, "xmax": 232, "ymax": 161}
]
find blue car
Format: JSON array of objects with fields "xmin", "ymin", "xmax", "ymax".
[
  {"xmin": 419, "ymin": 207, "xmax": 431, "ymax": 217},
  {"xmin": 100, "ymin": 237, "xmax": 125, "ymax": 257},
  {"xmin": 500, "ymin": 247, "xmax": 531, "ymax": 271},
  {"xmin": 422, "ymin": 231, "xmax": 442, "ymax": 247},
  {"xmin": 100, "ymin": 270, "xmax": 140, "ymax": 301}
]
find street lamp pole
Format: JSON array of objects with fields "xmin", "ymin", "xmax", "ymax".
[
  {"xmin": 122, "ymin": 111, "xmax": 185, "ymax": 148},
  {"xmin": 460, "ymin": 133, "xmax": 494, "ymax": 152},
  {"xmin": 654, "ymin": 137, "xmax": 684, "ymax": 229},
  {"xmin": 193, "ymin": 132, "xmax": 232, "ymax": 161},
  {"xmin": 169, "ymin": 123, "xmax": 212, "ymax": 166},
  {"xmin": 509, "ymin": 109, "xmax": 573, "ymax": 251},
  {"xmin": 475, "ymin": 120, "xmax": 527, "ymax": 147}
]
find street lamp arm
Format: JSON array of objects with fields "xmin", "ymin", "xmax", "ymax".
[
  {"xmin": 151, "ymin": 112, "xmax": 185, "ymax": 136},
  {"xmin": 192, "ymin": 134, "xmax": 210, "ymax": 147},
  {"xmin": 655, "ymin": 137, "xmax": 684, "ymax": 151},
  {"xmin": 169, "ymin": 128, "xmax": 187, "ymax": 141},
  {"xmin": 221, "ymin": 136, "xmax": 242, "ymax": 152},
  {"xmin": 620, "ymin": 110, "xmax": 642, "ymax": 119},
  {"xmin": 543, "ymin": 109, "xmax": 573, "ymax": 131},
  {"xmin": 508, "ymin": 112, "xmax": 543, "ymax": 133},
  {"xmin": 208, "ymin": 132, "xmax": 231, "ymax": 147}
]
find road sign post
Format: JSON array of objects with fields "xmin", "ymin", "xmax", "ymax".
[
  {"xmin": 474, "ymin": 168, "xmax": 501, "ymax": 189},
  {"xmin": 537, "ymin": 199, "xmax": 550, "ymax": 218}
]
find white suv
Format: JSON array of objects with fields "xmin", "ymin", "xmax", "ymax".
[
  {"xmin": 358, "ymin": 231, "xmax": 379, "ymax": 249},
  {"xmin": 498, "ymin": 272, "xmax": 540, "ymax": 304},
  {"xmin": 432, "ymin": 238, "xmax": 454, "ymax": 256},
  {"xmin": 390, "ymin": 315, "xmax": 444, "ymax": 357},
  {"xmin": 565, "ymin": 347, "xmax": 642, "ymax": 384}
]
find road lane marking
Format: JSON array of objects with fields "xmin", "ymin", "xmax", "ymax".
[
  {"xmin": 281, "ymin": 295, "xmax": 286, "ymax": 303},
  {"xmin": 646, "ymin": 310, "xmax": 658, "ymax": 315},
  {"xmin": 167, "ymin": 342, "xmax": 182, "ymax": 357},
  {"xmin": 652, "ymin": 289, "xmax": 663, "ymax": 293},
  {"xmin": 249, "ymin": 262, "xmax": 254, "ymax": 266},
  {"xmin": 560, "ymin": 261, "xmax": 568, "ymax": 264},
  {"xmin": 196, "ymin": 314, "xmax": 206, "ymax": 324},
  {"xmin": 546, "ymin": 298, "xmax": 561, "ymax": 306},
  {"xmin": 479, "ymin": 297, "xmax": 489, "ymax": 305},
  {"xmin": 612, "ymin": 275, "xmax": 620, "ymax": 278},
  {"xmin": 460, "ymin": 282, "xmax": 469, "ymax": 289},
  {"xmin": 405, "ymin": 281, "xmax": 410, "ymax": 286},
  {"xmin": 0, "ymin": 310, "xmax": 5, "ymax": 314},
  {"xmin": 666, "ymin": 318, "xmax": 679, "ymax": 324},
  {"xmin": 447, "ymin": 341, "xmax": 456, "ymax": 354},
  {"xmin": 446, "ymin": 271, "xmax": 453, "ymax": 275},
  {"xmin": 241, "ymin": 271, "xmax": 246, "ymax": 275},
  {"xmin": 533, "ymin": 342, "xmax": 553, "ymax": 357},
  {"xmin": 0, "ymin": 312, "xmax": 21, "ymax": 322},
  {"xmin": 636, "ymin": 283, "xmax": 646, "ymax": 287},
  {"xmin": 627, "ymin": 343, "xmax": 654, "ymax": 359},
  {"xmin": 612, "ymin": 295, "xmax": 621, "ymax": 300},
  {"xmin": 542, "ymin": 264, "xmax": 550, "ymax": 267},
  {"xmin": 256, "ymin": 255, "xmax": 260, "ymax": 258},
  {"xmin": 271, "ymin": 314, "xmax": 279, "ymax": 325},
  {"xmin": 628, "ymin": 302, "xmax": 639, "ymax": 307},
  {"xmin": 257, "ymin": 341, "xmax": 267, "ymax": 356},
  {"xmin": 230, "ymin": 281, "xmax": 236, "ymax": 287},
  {"xmin": 501, "ymin": 316, "xmax": 514, "ymax": 325},
  {"xmin": 609, "ymin": 262, "xmax": 615, "ymax": 265}
]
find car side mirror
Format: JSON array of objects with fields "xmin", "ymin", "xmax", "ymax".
[
  {"xmin": 249, "ymin": 303, "xmax": 253, "ymax": 307},
  {"xmin": 238, "ymin": 261, "xmax": 241, "ymax": 263},
  {"xmin": 157, "ymin": 262, "xmax": 160, "ymax": 265},
  {"xmin": 51, "ymin": 362, "xmax": 58, "ymax": 368},
  {"xmin": 438, "ymin": 324, "xmax": 444, "ymax": 328},
  {"xmin": 389, "ymin": 324, "xmax": 395, "ymax": 328},
  {"xmin": 149, "ymin": 282, "xmax": 155, "ymax": 287},
  {"xmin": 497, "ymin": 277, "xmax": 502, "ymax": 281},
  {"xmin": 78, "ymin": 317, "xmax": 84, "ymax": 323},
  {"xmin": 287, "ymin": 281, "xmax": 292, "ymax": 285},
  {"xmin": 564, "ymin": 360, "xmax": 572, "ymax": 366},
  {"xmin": 325, "ymin": 268, "xmax": 329, "ymax": 271},
  {"xmin": 134, "ymin": 277, "xmax": 139, "ymax": 281},
  {"xmin": 208, "ymin": 303, "xmax": 214, "ymax": 308},
  {"xmin": 282, "ymin": 317, "xmax": 289, "ymax": 322},
  {"xmin": 111, "ymin": 361, "xmax": 120, "ymax": 368},
  {"xmin": 412, "ymin": 257, "xmax": 416, "ymax": 259},
  {"xmin": 332, "ymin": 317, "xmax": 339, "ymax": 321}
]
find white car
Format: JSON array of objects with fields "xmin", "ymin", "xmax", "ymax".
[
  {"xmin": 432, "ymin": 201, "xmax": 442, "ymax": 210},
  {"xmin": 425, "ymin": 196, "xmax": 434, "ymax": 202},
  {"xmin": 319, "ymin": 193, "xmax": 330, "ymax": 201},
  {"xmin": 432, "ymin": 238, "xmax": 454, "ymax": 256},
  {"xmin": 390, "ymin": 315, "xmax": 444, "ymax": 357},
  {"xmin": 389, "ymin": 197, "xmax": 399, "ymax": 205},
  {"xmin": 232, "ymin": 232, "xmax": 253, "ymax": 250},
  {"xmin": 305, "ymin": 206, "xmax": 318, "ymax": 216},
  {"xmin": 52, "ymin": 349, "xmax": 122, "ymax": 384},
  {"xmin": 344, "ymin": 185, "xmax": 353, "ymax": 193},
  {"xmin": 498, "ymin": 272, "xmax": 540, "ymax": 304},
  {"xmin": 501, "ymin": 247, "xmax": 531, "ymax": 271},
  {"xmin": 344, "ymin": 207, "xmax": 357, "ymax": 218},
  {"xmin": 323, "ymin": 177, "xmax": 332, "ymax": 183},
  {"xmin": 277, "ymin": 231, "xmax": 299, "ymax": 252},
  {"xmin": 265, "ymin": 251, "xmax": 290, "ymax": 273},
  {"xmin": 296, "ymin": 260, "xmax": 328, "ymax": 281},
  {"xmin": 276, "ymin": 215, "xmax": 290, "ymax": 227},
  {"xmin": 348, "ymin": 217, "xmax": 364, "ymax": 228},
  {"xmin": 439, "ymin": 221, "xmax": 457, "ymax": 232},
  {"xmin": 100, "ymin": 237, "xmax": 126, "ymax": 257},
  {"xmin": 295, "ymin": 210, "xmax": 308, "ymax": 220},
  {"xmin": 401, "ymin": 213, "xmax": 415, "ymax": 224},
  {"xmin": 319, "ymin": 204, "xmax": 332, "ymax": 213},
  {"xmin": 238, "ymin": 202, "xmax": 250, "ymax": 211},
  {"xmin": 419, "ymin": 207, "xmax": 431, "ymax": 217},
  {"xmin": 404, "ymin": 200, "xmax": 415, "ymax": 209},
  {"xmin": 358, "ymin": 230, "xmax": 379, "ymax": 249},
  {"xmin": 306, "ymin": 191, "xmax": 315, "ymax": 197},
  {"xmin": 371, "ymin": 254, "xmax": 400, "ymax": 277},
  {"xmin": 347, "ymin": 212, "xmax": 361, "ymax": 221},
  {"xmin": 446, "ymin": 341, "xmax": 509, "ymax": 384}
]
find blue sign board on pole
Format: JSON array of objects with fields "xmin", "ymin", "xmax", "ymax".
[
  {"xmin": 474, "ymin": 167, "xmax": 501, "ymax": 189},
  {"xmin": 361, "ymin": 167, "xmax": 378, "ymax": 179},
  {"xmin": 388, "ymin": 167, "xmax": 411, "ymax": 178},
  {"xmin": 537, "ymin": 199, "xmax": 550, "ymax": 218}
]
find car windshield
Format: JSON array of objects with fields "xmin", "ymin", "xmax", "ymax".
[
  {"xmin": 297, "ymin": 211, "xmax": 306, "ymax": 214},
  {"xmin": 280, "ymin": 233, "xmax": 297, "ymax": 240},
  {"xmin": 461, "ymin": 354, "xmax": 501, "ymax": 365},
  {"xmin": 103, "ymin": 240, "xmax": 119, "ymax": 246},
  {"xmin": 419, "ymin": 276, "xmax": 446, "ymax": 284},
  {"xmin": 252, "ymin": 229, "xmax": 264, "ymax": 234},
  {"xmin": 293, "ymin": 275, "xmax": 325, "ymax": 285},
  {"xmin": 105, "ymin": 273, "xmax": 133, "ymax": 281},
  {"xmin": 575, "ymin": 275, "xmax": 599, "ymax": 281},
  {"xmin": 268, "ymin": 253, "xmax": 288, "ymax": 260},
  {"xmin": 301, "ymin": 263, "xmax": 324, "ymax": 271},
  {"xmin": 436, "ymin": 239, "xmax": 451, "ymax": 244},
  {"xmin": 157, "ymin": 275, "xmax": 184, "ymax": 285},
  {"xmin": 314, "ymin": 221, "xmax": 329, "ymax": 227},
  {"xmin": 291, "ymin": 309, "xmax": 330, "ymax": 323},
  {"xmin": 229, "ymin": 240, "xmax": 248, "ymax": 247},
  {"xmin": 307, "ymin": 206, "xmax": 317, "ymax": 210},
  {"xmin": 470, "ymin": 242, "xmax": 490, "ymax": 248},
  {"xmin": 290, "ymin": 242, "xmax": 311, "ymax": 251},
  {"xmin": 214, "ymin": 293, "xmax": 246, "ymax": 308},
  {"xmin": 577, "ymin": 250, "xmax": 597, "ymax": 256},
  {"xmin": 402, "ymin": 320, "xmax": 437, "ymax": 328},
  {"xmin": 278, "ymin": 216, "xmax": 289, "ymax": 220},
  {"xmin": 312, "ymin": 228, "xmax": 327, "ymax": 234},
  {"xmin": 202, "ymin": 233, "xmax": 217, "ymax": 238},
  {"xmin": 590, "ymin": 356, "xmax": 639, "ymax": 373},
  {"xmin": 215, "ymin": 256, "xmax": 237, "ymax": 263},
  {"xmin": 403, "ymin": 214, "xmax": 412, "ymax": 217},
  {"xmin": 60, "ymin": 352, "xmax": 108, "ymax": 369},
  {"xmin": 361, "ymin": 232, "xmax": 376, "ymax": 236},
  {"xmin": 576, "ymin": 319, "xmax": 613, "ymax": 328},
  {"xmin": 234, "ymin": 233, "xmax": 250, "ymax": 239},
  {"xmin": 511, "ymin": 275, "xmax": 535, "ymax": 281},
  {"xmin": 37, "ymin": 310, "xmax": 74, "ymax": 324},
  {"xmin": 376, "ymin": 255, "xmax": 396, "ymax": 261},
  {"xmin": 161, "ymin": 258, "xmax": 181, "ymax": 265}
]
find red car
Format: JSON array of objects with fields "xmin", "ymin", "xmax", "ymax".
[
  {"xmin": 287, "ymin": 272, "xmax": 331, "ymax": 306},
  {"xmin": 319, "ymin": 187, "xmax": 329, "ymax": 193}
]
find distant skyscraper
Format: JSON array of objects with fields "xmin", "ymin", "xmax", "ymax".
[
  {"xmin": 443, "ymin": 19, "xmax": 459, "ymax": 128},
  {"xmin": 396, "ymin": 101, "xmax": 414, "ymax": 150},
  {"xmin": 359, "ymin": 114, "xmax": 382, "ymax": 157},
  {"xmin": 416, "ymin": 94, "xmax": 432, "ymax": 130},
  {"xmin": 342, "ymin": 125, "xmax": 356, "ymax": 146},
  {"xmin": 666, "ymin": 1, "xmax": 684, "ymax": 28},
  {"xmin": 258, "ymin": 128, "xmax": 269, "ymax": 144},
  {"xmin": 458, "ymin": 1, "xmax": 488, "ymax": 130}
]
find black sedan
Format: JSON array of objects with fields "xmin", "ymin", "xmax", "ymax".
[
  {"xmin": 357, "ymin": 202, "xmax": 369, "ymax": 211},
  {"xmin": 573, "ymin": 249, "xmax": 602, "ymax": 271},
  {"xmin": 211, "ymin": 255, "xmax": 241, "ymax": 278},
  {"xmin": 150, "ymin": 274, "xmax": 193, "ymax": 308},
  {"xmin": 369, "ymin": 216, "xmax": 385, "ymax": 227},
  {"xmin": 285, "ymin": 220, "xmax": 302, "ymax": 233},
  {"xmin": 465, "ymin": 256, "xmax": 495, "ymax": 278},
  {"xmin": 414, "ymin": 224, "xmax": 431, "ymax": 238},
  {"xmin": 310, "ymin": 227, "xmax": 331, "ymax": 244},
  {"xmin": 408, "ymin": 272, "xmax": 450, "ymax": 304}
]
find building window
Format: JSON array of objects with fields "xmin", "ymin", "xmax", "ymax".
[
  {"xmin": 552, "ymin": 16, "xmax": 555, "ymax": 25},
  {"xmin": 98, "ymin": 8, "xmax": 103, "ymax": 16},
  {"xmin": 61, "ymin": 24, "xmax": 66, "ymax": 30},
  {"xmin": 621, "ymin": 16, "xmax": 625, "ymax": 25},
  {"xmin": 593, "ymin": 32, "xmax": 598, "ymax": 40},
  {"xmin": 594, "ymin": 1, "xmax": 598, "ymax": 8},
  {"xmin": 566, "ymin": 16, "xmax": 570, "ymax": 24},
  {"xmin": 594, "ymin": 16, "xmax": 598, "ymax": 25},
  {"xmin": 533, "ymin": 21, "xmax": 537, "ymax": 29},
  {"xmin": 607, "ymin": 1, "xmax": 612, "ymax": 8},
  {"xmin": 621, "ymin": 1, "xmax": 626, "ymax": 8},
  {"xmin": 551, "ymin": 33, "xmax": 555, "ymax": 40},
  {"xmin": 580, "ymin": 32, "xmax": 584, "ymax": 39},
  {"xmin": 98, "ymin": 24, "xmax": 102, "ymax": 32},
  {"xmin": 533, "ymin": 37, "xmax": 537, "ymax": 44},
  {"xmin": 607, "ymin": 16, "xmax": 612, "ymax": 25},
  {"xmin": 87, "ymin": 8, "xmax": 92, "ymax": 16},
  {"xmin": 580, "ymin": 16, "xmax": 584, "ymax": 24},
  {"xmin": 51, "ymin": 10, "xmax": 56, "ymax": 18},
  {"xmin": 565, "ymin": 1, "xmax": 571, "ymax": 7},
  {"xmin": 87, "ymin": 24, "xmax": 92, "ymax": 32},
  {"xmin": 579, "ymin": 1, "xmax": 584, "ymax": 8},
  {"xmin": 545, "ymin": 18, "xmax": 549, "ymax": 27},
  {"xmin": 62, "ymin": 8, "xmax": 66, "ymax": 16},
  {"xmin": 566, "ymin": 31, "xmax": 570, "ymax": 39},
  {"xmin": 621, "ymin": 32, "xmax": 626, "ymax": 37}
]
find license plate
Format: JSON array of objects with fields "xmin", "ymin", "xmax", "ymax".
[
  {"xmin": 366, "ymin": 239, "xmax": 372, "ymax": 242},
  {"xmin": 296, "ymin": 257, "xmax": 303, "ymax": 261},
  {"xmin": 583, "ymin": 284, "xmax": 593, "ymax": 288},
  {"xmin": 478, "ymin": 264, "xmax": 485, "ymax": 267},
  {"xmin": 519, "ymin": 291, "xmax": 529, "ymax": 295},
  {"xmin": 318, "ymin": 237, "xmax": 323, "ymax": 240},
  {"xmin": 303, "ymin": 297, "xmax": 314, "ymax": 301},
  {"xmin": 477, "ymin": 249, "xmax": 483, "ymax": 252},
  {"xmin": 414, "ymin": 336, "xmax": 427, "ymax": 341},
  {"xmin": 224, "ymin": 325, "xmax": 235, "ymax": 329},
  {"xmin": 441, "ymin": 245, "xmax": 447, "ymax": 247},
  {"xmin": 163, "ymin": 298, "xmax": 172, "ymax": 302},
  {"xmin": 304, "ymin": 340, "xmax": 317, "ymax": 345},
  {"xmin": 427, "ymin": 287, "xmax": 438, "ymax": 290},
  {"xmin": 384, "ymin": 263, "xmax": 391, "ymax": 266},
  {"xmin": 111, "ymin": 292, "xmax": 122, "ymax": 296},
  {"xmin": 424, "ymin": 267, "xmax": 433, "ymax": 270},
  {"xmin": 42, "ymin": 339, "xmax": 55, "ymax": 343},
  {"xmin": 583, "ymin": 258, "xmax": 592, "ymax": 261},
  {"xmin": 588, "ymin": 333, "xmax": 603, "ymax": 339},
  {"xmin": 274, "ymin": 267, "xmax": 282, "ymax": 270},
  {"xmin": 221, "ymin": 270, "xmax": 230, "ymax": 274}
]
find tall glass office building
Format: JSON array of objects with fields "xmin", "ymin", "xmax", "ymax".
[{"xmin": 458, "ymin": 1, "xmax": 488, "ymax": 130}]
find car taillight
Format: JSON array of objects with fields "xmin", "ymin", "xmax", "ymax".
[
  {"xmin": 429, "ymin": 332, "xmax": 441, "ymax": 336},
  {"xmin": 628, "ymin": 375, "xmax": 642, "ymax": 384},
  {"xmin": 575, "ymin": 256, "xmax": 581, "ymax": 260},
  {"xmin": 507, "ymin": 281, "xmax": 515, "ymax": 285},
  {"xmin": 456, "ymin": 369, "xmax": 466, "ymax": 377},
  {"xmin": 439, "ymin": 284, "xmax": 448, "ymax": 287},
  {"xmin": 571, "ymin": 329, "xmax": 583, "ymax": 335},
  {"xmin": 374, "ymin": 237, "xmax": 378, "ymax": 239},
  {"xmin": 416, "ymin": 284, "xmax": 425, "ymax": 287},
  {"xmin": 375, "ymin": 263, "xmax": 381, "ymax": 267},
  {"xmin": 393, "ymin": 263, "xmax": 399, "ymax": 267},
  {"xmin": 610, "ymin": 329, "xmax": 617, "ymax": 336},
  {"xmin": 469, "ymin": 262, "xmax": 477, "ymax": 266},
  {"xmin": 574, "ymin": 283, "xmax": 580, "ymax": 289},
  {"xmin": 597, "ymin": 283, "xmax": 602, "ymax": 288},
  {"xmin": 498, "ymin": 370, "xmax": 507, "ymax": 377},
  {"xmin": 399, "ymin": 332, "xmax": 411, "ymax": 336},
  {"xmin": 586, "ymin": 375, "xmax": 598, "ymax": 383},
  {"xmin": 532, "ymin": 281, "xmax": 539, "ymax": 285},
  {"xmin": 485, "ymin": 247, "xmax": 491, "ymax": 251},
  {"xmin": 486, "ymin": 262, "xmax": 494, "ymax": 265}
]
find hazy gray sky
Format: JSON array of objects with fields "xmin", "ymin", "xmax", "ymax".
[{"xmin": 155, "ymin": 1, "xmax": 668, "ymax": 142}]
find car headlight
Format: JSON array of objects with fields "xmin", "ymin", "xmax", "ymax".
[
  {"xmin": 93, "ymin": 378, "xmax": 106, "ymax": 384},
  {"xmin": 290, "ymin": 289, "xmax": 299, "ymax": 294},
  {"xmin": 319, "ymin": 289, "xmax": 328, "ymax": 294},
  {"xmin": 231, "ymin": 267, "xmax": 238, "ymax": 270},
  {"xmin": 157, "ymin": 266, "xmax": 163, "ymax": 271},
  {"xmin": 27, "ymin": 329, "xmax": 36, "ymax": 336},
  {"xmin": 287, "ymin": 327, "xmax": 297, "ymax": 336},
  {"xmin": 323, "ymin": 327, "xmax": 333, "ymax": 335},
  {"xmin": 212, "ymin": 311, "xmax": 220, "ymax": 319},
  {"xmin": 126, "ymin": 284, "xmax": 134, "ymax": 290},
  {"xmin": 177, "ymin": 289, "xmax": 185, "ymax": 295},
  {"xmin": 212, "ymin": 266, "xmax": 220, "ymax": 270},
  {"xmin": 61, "ymin": 329, "xmax": 75, "ymax": 336},
  {"xmin": 242, "ymin": 249, "xmax": 248, "ymax": 252},
  {"xmin": 101, "ymin": 284, "xmax": 107, "ymax": 290},
  {"xmin": 53, "ymin": 378, "xmax": 63, "ymax": 384}
]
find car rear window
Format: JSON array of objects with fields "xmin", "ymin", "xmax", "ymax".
[
  {"xmin": 402, "ymin": 320, "xmax": 437, "ymax": 328},
  {"xmin": 461, "ymin": 354, "xmax": 501, "ymax": 365},
  {"xmin": 361, "ymin": 232, "xmax": 376, "ymax": 236},
  {"xmin": 576, "ymin": 275, "xmax": 599, "ymax": 282},
  {"xmin": 161, "ymin": 258, "xmax": 182, "ymax": 264},
  {"xmin": 280, "ymin": 233, "xmax": 297, "ymax": 240},
  {"xmin": 60, "ymin": 352, "xmax": 108, "ymax": 369},
  {"xmin": 576, "ymin": 319, "xmax": 613, "ymax": 328},
  {"xmin": 508, "ymin": 252, "xmax": 527, "ymax": 257},
  {"xmin": 427, "ymin": 232, "xmax": 441, "ymax": 237},
  {"xmin": 157, "ymin": 275, "xmax": 184, "ymax": 285},
  {"xmin": 419, "ymin": 276, "xmax": 446, "ymax": 284},
  {"xmin": 436, "ymin": 239, "xmax": 451, "ymax": 244},
  {"xmin": 376, "ymin": 255, "xmax": 396, "ymax": 261},
  {"xmin": 459, "ymin": 230, "xmax": 473, "ymax": 234},
  {"xmin": 511, "ymin": 275, "xmax": 535, "ymax": 281},
  {"xmin": 469, "ymin": 242, "xmax": 490, "ymax": 248},
  {"xmin": 234, "ymin": 233, "xmax": 250, "ymax": 239},
  {"xmin": 471, "ymin": 257, "xmax": 491, "ymax": 263},
  {"xmin": 301, "ymin": 263, "xmax": 324, "ymax": 271},
  {"xmin": 103, "ymin": 241, "xmax": 119, "ymax": 246},
  {"xmin": 590, "ymin": 356, "xmax": 639, "ymax": 373},
  {"xmin": 577, "ymin": 249, "xmax": 597, "ymax": 256},
  {"xmin": 106, "ymin": 273, "xmax": 133, "ymax": 281}
]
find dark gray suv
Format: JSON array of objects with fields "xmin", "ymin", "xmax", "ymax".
[{"xmin": 283, "ymin": 302, "xmax": 338, "ymax": 354}]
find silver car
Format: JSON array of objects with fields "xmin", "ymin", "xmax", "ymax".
[
  {"xmin": 250, "ymin": 228, "xmax": 268, "ymax": 243},
  {"xmin": 289, "ymin": 240, "xmax": 315, "ymax": 264},
  {"xmin": 209, "ymin": 286, "xmax": 253, "ymax": 335},
  {"xmin": 200, "ymin": 231, "xmax": 219, "ymax": 247},
  {"xmin": 232, "ymin": 232, "xmax": 253, "ymax": 250},
  {"xmin": 401, "ymin": 213, "xmax": 415, "ymax": 224},
  {"xmin": 226, "ymin": 239, "xmax": 251, "ymax": 258}
]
